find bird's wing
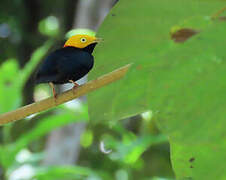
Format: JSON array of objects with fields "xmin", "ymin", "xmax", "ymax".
[
  {"xmin": 57, "ymin": 51, "xmax": 94, "ymax": 77},
  {"xmin": 35, "ymin": 53, "xmax": 60, "ymax": 83},
  {"xmin": 35, "ymin": 48, "xmax": 94, "ymax": 84}
]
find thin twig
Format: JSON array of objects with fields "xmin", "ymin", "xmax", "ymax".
[{"xmin": 0, "ymin": 64, "xmax": 131, "ymax": 125}]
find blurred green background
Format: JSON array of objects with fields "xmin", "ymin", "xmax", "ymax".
[
  {"xmin": 0, "ymin": 0, "xmax": 173, "ymax": 180},
  {"xmin": 1, "ymin": 0, "xmax": 225, "ymax": 179}
]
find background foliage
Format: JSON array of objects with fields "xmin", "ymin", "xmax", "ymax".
[{"xmin": 0, "ymin": 0, "xmax": 225, "ymax": 179}]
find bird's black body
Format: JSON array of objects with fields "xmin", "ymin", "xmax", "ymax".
[{"xmin": 36, "ymin": 43, "xmax": 97, "ymax": 84}]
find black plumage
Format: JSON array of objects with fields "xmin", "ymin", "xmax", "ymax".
[{"xmin": 36, "ymin": 43, "xmax": 97, "ymax": 84}]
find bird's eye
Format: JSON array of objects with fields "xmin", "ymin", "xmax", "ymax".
[{"xmin": 80, "ymin": 38, "xmax": 87, "ymax": 43}]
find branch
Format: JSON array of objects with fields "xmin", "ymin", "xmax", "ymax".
[{"xmin": 0, "ymin": 64, "xmax": 131, "ymax": 125}]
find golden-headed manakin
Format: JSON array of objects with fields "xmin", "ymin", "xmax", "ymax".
[{"xmin": 36, "ymin": 34, "xmax": 101, "ymax": 97}]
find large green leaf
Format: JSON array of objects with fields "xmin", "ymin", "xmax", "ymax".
[
  {"xmin": 152, "ymin": 23, "xmax": 226, "ymax": 180},
  {"xmin": 88, "ymin": 0, "xmax": 226, "ymax": 179},
  {"xmin": 88, "ymin": 0, "xmax": 225, "ymax": 124}
]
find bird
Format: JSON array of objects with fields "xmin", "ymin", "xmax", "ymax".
[{"xmin": 35, "ymin": 34, "xmax": 101, "ymax": 98}]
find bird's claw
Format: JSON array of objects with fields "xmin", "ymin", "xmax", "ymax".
[{"xmin": 69, "ymin": 80, "xmax": 79, "ymax": 93}]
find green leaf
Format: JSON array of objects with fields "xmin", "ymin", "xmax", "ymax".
[
  {"xmin": 0, "ymin": 40, "xmax": 53, "ymax": 113},
  {"xmin": 109, "ymin": 134, "xmax": 167, "ymax": 164},
  {"xmin": 0, "ymin": 59, "xmax": 21, "ymax": 113},
  {"xmin": 66, "ymin": 28, "xmax": 96, "ymax": 39},
  {"xmin": 1, "ymin": 105, "xmax": 88, "ymax": 168},
  {"xmin": 88, "ymin": 0, "xmax": 226, "ymax": 179},
  {"xmin": 33, "ymin": 165, "xmax": 97, "ymax": 180},
  {"xmin": 88, "ymin": 0, "xmax": 225, "ymax": 124},
  {"xmin": 152, "ymin": 22, "xmax": 226, "ymax": 180},
  {"xmin": 80, "ymin": 129, "xmax": 93, "ymax": 148}
]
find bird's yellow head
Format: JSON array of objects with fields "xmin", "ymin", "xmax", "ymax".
[{"xmin": 64, "ymin": 34, "xmax": 101, "ymax": 49}]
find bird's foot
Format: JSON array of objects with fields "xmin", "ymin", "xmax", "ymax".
[
  {"xmin": 69, "ymin": 80, "xmax": 79, "ymax": 93},
  {"xmin": 49, "ymin": 82, "xmax": 57, "ymax": 101},
  {"xmin": 53, "ymin": 93, "xmax": 57, "ymax": 100}
]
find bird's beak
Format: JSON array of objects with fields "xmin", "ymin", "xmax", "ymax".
[{"xmin": 94, "ymin": 37, "xmax": 104, "ymax": 43}]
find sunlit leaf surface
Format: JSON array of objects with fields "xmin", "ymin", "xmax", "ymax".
[{"xmin": 88, "ymin": 0, "xmax": 226, "ymax": 179}]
